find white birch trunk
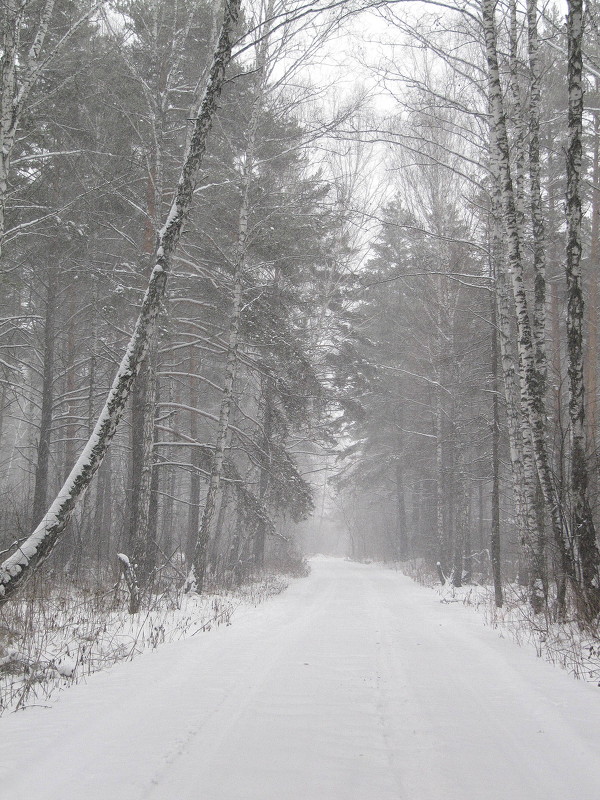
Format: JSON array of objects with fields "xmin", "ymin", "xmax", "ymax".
[
  {"xmin": 526, "ymin": 0, "xmax": 548, "ymax": 390},
  {"xmin": 526, "ymin": 0, "xmax": 550, "ymax": 606},
  {"xmin": 482, "ymin": 0, "xmax": 574, "ymax": 603},
  {"xmin": 490, "ymin": 276, "xmax": 503, "ymax": 606},
  {"xmin": 585, "ymin": 93, "xmax": 599, "ymax": 452},
  {"xmin": 565, "ymin": 0, "xmax": 600, "ymax": 611},
  {"xmin": 508, "ymin": 0, "xmax": 543, "ymax": 592},
  {"xmin": 508, "ymin": 0, "xmax": 527, "ymax": 257}
]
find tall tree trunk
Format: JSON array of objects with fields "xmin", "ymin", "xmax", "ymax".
[
  {"xmin": 434, "ymin": 270, "xmax": 449, "ymax": 575},
  {"xmin": 126, "ymin": 45, "xmax": 166, "ymax": 588},
  {"xmin": 254, "ymin": 378, "xmax": 273, "ymax": 571},
  {"xmin": 127, "ymin": 356, "xmax": 157, "ymax": 584},
  {"xmin": 509, "ymin": 0, "xmax": 527, "ymax": 254},
  {"xmin": 227, "ymin": 502, "xmax": 246, "ymax": 586},
  {"xmin": 0, "ymin": 0, "xmax": 241, "ymax": 602},
  {"xmin": 527, "ymin": 0, "xmax": 548, "ymax": 397},
  {"xmin": 494, "ymin": 224, "xmax": 538, "ymax": 595},
  {"xmin": 128, "ymin": 363, "xmax": 146, "ymax": 553},
  {"xmin": 490, "ymin": 284, "xmax": 503, "ymax": 607},
  {"xmin": 161, "ymin": 466, "xmax": 175, "ymax": 561},
  {"xmin": 452, "ymin": 471, "xmax": 466, "ymax": 588},
  {"xmin": 93, "ymin": 453, "xmax": 110, "ymax": 572},
  {"xmin": 62, "ymin": 280, "xmax": 78, "ymax": 479},
  {"xmin": 192, "ymin": 208, "xmax": 245, "ymax": 590},
  {"xmin": 477, "ymin": 480, "xmax": 485, "ymax": 554},
  {"xmin": 482, "ymin": 0, "xmax": 574, "ymax": 614},
  {"xmin": 435, "ymin": 376, "xmax": 446, "ymax": 578},
  {"xmin": 585, "ymin": 96, "xmax": 599, "ymax": 453},
  {"xmin": 193, "ymin": 8, "xmax": 273, "ymax": 589},
  {"xmin": 147, "ymin": 395, "xmax": 160, "ymax": 581},
  {"xmin": 32, "ymin": 262, "xmax": 57, "ymax": 527},
  {"xmin": 412, "ymin": 478, "xmax": 421, "ymax": 555},
  {"xmin": 527, "ymin": 0, "xmax": 551, "ymax": 609},
  {"xmin": 453, "ymin": 478, "xmax": 470, "ymax": 587},
  {"xmin": 160, "ymin": 376, "xmax": 176, "ymax": 561},
  {"xmin": 565, "ymin": 0, "xmax": 600, "ymax": 614},
  {"xmin": 0, "ymin": 384, "xmax": 6, "ymax": 464},
  {"xmin": 186, "ymin": 352, "xmax": 202, "ymax": 565},
  {"xmin": 490, "ymin": 50, "xmax": 544, "ymax": 602},
  {"xmin": 210, "ymin": 483, "xmax": 229, "ymax": 577},
  {"xmin": 395, "ymin": 450, "xmax": 408, "ymax": 561}
]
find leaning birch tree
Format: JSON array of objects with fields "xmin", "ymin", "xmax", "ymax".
[{"xmin": 0, "ymin": 0, "xmax": 242, "ymax": 603}]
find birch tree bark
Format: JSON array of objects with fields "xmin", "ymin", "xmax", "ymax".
[
  {"xmin": 526, "ymin": 0, "xmax": 549, "ymax": 606},
  {"xmin": 526, "ymin": 0, "xmax": 548, "ymax": 393},
  {"xmin": 490, "ymin": 269, "xmax": 503, "ymax": 607},
  {"xmin": 482, "ymin": 0, "xmax": 574, "ymax": 612},
  {"xmin": 508, "ymin": 0, "xmax": 527, "ymax": 255},
  {"xmin": 565, "ymin": 0, "xmax": 600, "ymax": 613},
  {"xmin": 504, "ymin": 3, "xmax": 548, "ymax": 599},
  {"xmin": 585, "ymin": 91, "xmax": 599, "ymax": 452},
  {"xmin": 490, "ymin": 164, "xmax": 542, "ymax": 604},
  {"xmin": 495, "ymin": 250, "xmax": 546, "ymax": 602},
  {"xmin": 0, "ymin": 0, "xmax": 242, "ymax": 603}
]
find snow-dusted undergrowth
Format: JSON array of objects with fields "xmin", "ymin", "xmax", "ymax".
[
  {"xmin": 0, "ymin": 573, "xmax": 289, "ymax": 714},
  {"xmin": 401, "ymin": 559, "xmax": 600, "ymax": 686},
  {"xmin": 479, "ymin": 585, "xmax": 600, "ymax": 685}
]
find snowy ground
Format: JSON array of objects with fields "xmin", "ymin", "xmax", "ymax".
[
  {"xmin": 2, "ymin": 556, "xmax": 600, "ymax": 800},
  {"xmin": 0, "ymin": 576, "xmax": 287, "ymax": 714}
]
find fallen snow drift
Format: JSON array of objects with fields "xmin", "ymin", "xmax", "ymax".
[{"xmin": 2, "ymin": 557, "xmax": 600, "ymax": 800}]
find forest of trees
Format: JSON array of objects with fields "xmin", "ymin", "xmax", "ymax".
[
  {"xmin": 335, "ymin": 0, "xmax": 600, "ymax": 624},
  {"xmin": 1, "ymin": 0, "xmax": 600, "ymax": 627}
]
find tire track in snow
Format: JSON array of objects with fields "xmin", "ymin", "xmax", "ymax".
[
  {"xmin": 142, "ymin": 572, "xmax": 337, "ymax": 796},
  {"xmin": 4, "ymin": 558, "xmax": 600, "ymax": 799}
]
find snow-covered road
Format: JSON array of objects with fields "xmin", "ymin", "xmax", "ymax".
[{"xmin": 3, "ymin": 557, "xmax": 600, "ymax": 799}]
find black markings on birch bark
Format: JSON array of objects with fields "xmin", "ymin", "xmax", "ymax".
[
  {"xmin": 565, "ymin": 0, "xmax": 600, "ymax": 613},
  {"xmin": 490, "ymin": 264, "xmax": 503, "ymax": 608},
  {"xmin": 482, "ymin": 0, "xmax": 573, "ymax": 611}
]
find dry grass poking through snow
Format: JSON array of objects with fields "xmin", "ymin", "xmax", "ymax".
[
  {"xmin": 0, "ymin": 572, "xmax": 289, "ymax": 715},
  {"xmin": 401, "ymin": 558, "xmax": 600, "ymax": 686}
]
